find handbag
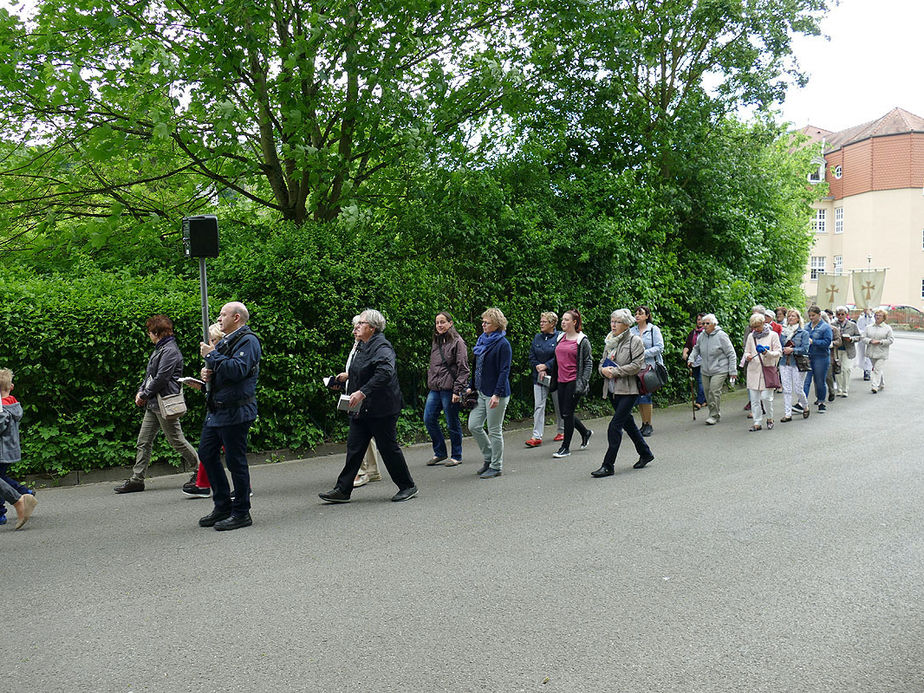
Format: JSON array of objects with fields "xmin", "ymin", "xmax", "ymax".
[
  {"xmin": 637, "ymin": 362, "xmax": 668, "ymax": 395},
  {"xmin": 795, "ymin": 354, "xmax": 811, "ymax": 372},
  {"xmin": 756, "ymin": 351, "xmax": 781, "ymax": 390},
  {"xmin": 156, "ymin": 391, "xmax": 187, "ymax": 420}
]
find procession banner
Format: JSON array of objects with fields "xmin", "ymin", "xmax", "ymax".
[
  {"xmin": 816, "ymin": 273, "xmax": 850, "ymax": 310},
  {"xmin": 851, "ymin": 270, "xmax": 886, "ymax": 309}
]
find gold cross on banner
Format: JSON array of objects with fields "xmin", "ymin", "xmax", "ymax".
[
  {"xmin": 861, "ymin": 281, "xmax": 876, "ymax": 301},
  {"xmin": 825, "ymin": 284, "xmax": 839, "ymax": 303}
]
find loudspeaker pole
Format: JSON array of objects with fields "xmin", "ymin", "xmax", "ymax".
[{"xmin": 199, "ymin": 257, "xmax": 210, "ymax": 344}]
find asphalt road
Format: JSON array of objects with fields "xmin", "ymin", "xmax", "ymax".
[{"xmin": 4, "ymin": 337, "xmax": 923, "ymax": 692}]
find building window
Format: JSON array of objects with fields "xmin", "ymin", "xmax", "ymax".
[
  {"xmin": 832, "ymin": 165, "xmax": 842, "ymax": 179},
  {"xmin": 921, "ymin": 279, "xmax": 924, "ymax": 300},
  {"xmin": 808, "ymin": 158, "xmax": 825, "ymax": 183},
  {"xmin": 833, "ymin": 256, "xmax": 843, "ymax": 276},
  {"xmin": 812, "ymin": 209, "xmax": 827, "ymax": 234},
  {"xmin": 835, "ymin": 207, "xmax": 844, "ymax": 234},
  {"xmin": 810, "ymin": 256, "xmax": 826, "ymax": 281}
]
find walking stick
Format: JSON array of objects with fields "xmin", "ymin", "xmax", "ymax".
[{"xmin": 688, "ymin": 365, "xmax": 697, "ymax": 421}]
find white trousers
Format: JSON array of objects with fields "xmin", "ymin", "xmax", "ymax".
[{"xmin": 779, "ymin": 364, "xmax": 808, "ymax": 417}]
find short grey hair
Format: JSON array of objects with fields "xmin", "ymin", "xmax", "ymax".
[
  {"xmin": 702, "ymin": 313, "xmax": 718, "ymax": 326},
  {"xmin": 835, "ymin": 305, "xmax": 848, "ymax": 314},
  {"xmin": 751, "ymin": 304, "xmax": 766, "ymax": 315},
  {"xmin": 610, "ymin": 308, "xmax": 636, "ymax": 326},
  {"xmin": 359, "ymin": 309, "xmax": 386, "ymax": 332}
]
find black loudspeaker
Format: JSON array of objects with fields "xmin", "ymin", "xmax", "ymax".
[{"xmin": 182, "ymin": 215, "xmax": 219, "ymax": 258}]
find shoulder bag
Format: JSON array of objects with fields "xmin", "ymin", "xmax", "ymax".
[
  {"xmin": 157, "ymin": 391, "xmax": 187, "ymax": 420},
  {"xmin": 756, "ymin": 350, "xmax": 781, "ymax": 390}
]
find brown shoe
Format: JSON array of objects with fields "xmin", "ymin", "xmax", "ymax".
[
  {"xmin": 14, "ymin": 494, "xmax": 37, "ymax": 530},
  {"xmin": 114, "ymin": 478, "xmax": 145, "ymax": 494}
]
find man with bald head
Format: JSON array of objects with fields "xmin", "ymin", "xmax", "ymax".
[{"xmin": 196, "ymin": 301, "xmax": 262, "ymax": 531}]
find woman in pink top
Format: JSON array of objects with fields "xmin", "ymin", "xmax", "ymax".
[{"xmin": 551, "ymin": 310, "xmax": 593, "ymax": 458}]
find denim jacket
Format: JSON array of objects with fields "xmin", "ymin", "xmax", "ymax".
[
  {"xmin": 779, "ymin": 326, "xmax": 810, "ymax": 367},
  {"xmin": 804, "ymin": 320, "xmax": 832, "ymax": 358}
]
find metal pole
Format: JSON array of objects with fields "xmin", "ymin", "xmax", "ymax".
[{"xmin": 199, "ymin": 257, "xmax": 209, "ymax": 343}]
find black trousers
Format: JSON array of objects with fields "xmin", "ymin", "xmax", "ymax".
[
  {"xmin": 199, "ymin": 421, "xmax": 252, "ymax": 516},
  {"xmin": 556, "ymin": 380, "xmax": 588, "ymax": 449},
  {"xmin": 336, "ymin": 413, "xmax": 415, "ymax": 495},
  {"xmin": 602, "ymin": 394, "xmax": 652, "ymax": 469}
]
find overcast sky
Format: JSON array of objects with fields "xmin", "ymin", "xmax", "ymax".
[{"xmin": 778, "ymin": 0, "xmax": 924, "ymax": 132}]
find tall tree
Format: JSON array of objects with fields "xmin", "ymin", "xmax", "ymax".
[{"xmin": 0, "ymin": 0, "xmax": 528, "ymax": 230}]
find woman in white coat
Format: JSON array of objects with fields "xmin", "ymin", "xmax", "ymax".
[
  {"xmin": 740, "ymin": 313, "xmax": 782, "ymax": 431},
  {"xmin": 863, "ymin": 309, "xmax": 894, "ymax": 394}
]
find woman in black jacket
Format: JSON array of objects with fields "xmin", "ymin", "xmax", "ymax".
[
  {"xmin": 319, "ymin": 309, "xmax": 418, "ymax": 504},
  {"xmin": 551, "ymin": 309, "xmax": 593, "ymax": 458},
  {"xmin": 114, "ymin": 314, "xmax": 200, "ymax": 494}
]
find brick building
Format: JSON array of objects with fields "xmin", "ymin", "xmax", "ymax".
[{"xmin": 800, "ymin": 107, "xmax": 924, "ymax": 306}]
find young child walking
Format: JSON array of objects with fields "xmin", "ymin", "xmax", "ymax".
[{"xmin": 0, "ymin": 368, "xmax": 36, "ymax": 526}]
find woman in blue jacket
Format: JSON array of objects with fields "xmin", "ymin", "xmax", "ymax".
[
  {"xmin": 466, "ymin": 307, "xmax": 512, "ymax": 479},
  {"xmin": 526, "ymin": 312, "xmax": 563, "ymax": 448},
  {"xmin": 802, "ymin": 305, "xmax": 833, "ymax": 413},
  {"xmin": 629, "ymin": 306, "xmax": 664, "ymax": 437},
  {"xmin": 778, "ymin": 308, "xmax": 810, "ymax": 421}
]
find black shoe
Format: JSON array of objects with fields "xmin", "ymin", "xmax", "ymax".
[
  {"xmin": 552, "ymin": 447, "xmax": 571, "ymax": 458},
  {"xmin": 640, "ymin": 423, "xmax": 653, "ymax": 437},
  {"xmin": 114, "ymin": 478, "xmax": 144, "ymax": 494},
  {"xmin": 791, "ymin": 403, "xmax": 804, "ymax": 413},
  {"xmin": 633, "ymin": 455, "xmax": 654, "ymax": 469},
  {"xmin": 319, "ymin": 488, "xmax": 351, "ymax": 503},
  {"xmin": 863, "ymin": 371, "xmax": 870, "ymax": 381},
  {"xmin": 198, "ymin": 509, "xmax": 232, "ymax": 527},
  {"xmin": 182, "ymin": 481, "xmax": 211, "ymax": 498},
  {"xmin": 817, "ymin": 403, "xmax": 827, "ymax": 413},
  {"xmin": 215, "ymin": 513, "xmax": 252, "ymax": 531},
  {"xmin": 827, "ymin": 391, "xmax": 835, "ymax": 402},
  {"xmin": 580, "ymin": 429, "xmax": 593, "ymax": 449},
  {"xmin": 591, "ymin": 465, "xmax": 614, "ymax": 478},
  {"xmin": 476, "ymin": 462, "xmax": 490, "ymax": 475},
  {"xmin": 392, "ymin": 486, "xmax": 419, "ymax": 502}
]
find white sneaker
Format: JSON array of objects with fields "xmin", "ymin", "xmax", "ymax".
[{"xmin": 705, "ymin": 417, "xmax": 717, "ymax": 425}]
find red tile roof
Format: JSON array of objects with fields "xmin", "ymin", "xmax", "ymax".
[{"xmin": 820, "ymin": 108, "xmax": 924, "ymax": 152}]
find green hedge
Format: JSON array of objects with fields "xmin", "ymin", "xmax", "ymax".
[{"xmin": 1, "ymin": 136, "xmax": 813, "ymax": 477}]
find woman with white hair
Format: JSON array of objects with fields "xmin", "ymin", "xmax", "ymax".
[
  {"xmin": 778, "ymin": 308, "xmax": 810, "ymax": 422},
  {"xmin": 863, "ymin": 309, "xmax": 894, "ymax": 393},
  {"xmin": 687, "ymin": 314, "xmax": 737, "ymax": 425},
  {"xmin": 592, "ymin": 309, "xmax": 653, "ymax": 477},
  {"xmin": 319, "ymin": 309, "xmax": 418, "ymax": 503},
  {"xmin": 740, "ymin": 312, "xmax": 782, "ymax": 431}
]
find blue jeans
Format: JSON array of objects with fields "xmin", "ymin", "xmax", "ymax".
[
  {"xmin": 803, "ymin": 354, "xmax": 830, "ymax": 403},
  {"xmin": 602, "ymin": 394, "xmax": 652, "ymax": 469},
  {"xmin": 692, "ymin": 366, "xmax": 706, "ymax": 404},
  {"xmin": 198, "ymin": 422, "xmax": 252, "ymax": 517},
  {"xmin": 423, "ymin": 390, "xmax": 463, "ymax": 460},
  {"xmin": 0, "ymin": 463, "xmax": 30, "ymax": 516}
]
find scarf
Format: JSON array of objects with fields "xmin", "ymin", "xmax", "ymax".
[
  {"xmin": 691, "ymin": 326, "xmax": 703, "ymax": 346},
  {"xmin": 749, "ymin": 325, "xmax": 770, "ymax": 350},
  {"xmin": 779, "ymin": 323, "xmax": 799, "ymax": 344},
  {"xmin": 473, "ymin": 329, "xmax": 506, "ymax": 356},
  {"xmin": 473, "ymin": 330, "xmax": 505, "ymax": 392},
  {"xmin": 604, "ymin": 329, "xmax": 630, "ymax": 358}
]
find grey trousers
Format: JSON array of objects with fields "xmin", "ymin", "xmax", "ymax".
[
  {"xmin": 468, "ymin": 393, "xmax": 510, "ymax": 471},
  {"xmin": 701, "ymin": 373, "xmax": 728, "ymax": 420},
  {"xmin": 532, "ymin": 383, "xmax": 563, "ymax": 439},
  {"xmin": 133, "ymin": 408, "xmax": 199, "ymax": 480}
]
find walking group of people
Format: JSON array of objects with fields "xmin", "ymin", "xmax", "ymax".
[
  {"xmin": 4, "ymin": 299, "xmax": 894, "ymax": 533},
  {"xmin": 685, "ymin": 304, "xmax": 892, "ymax": 432}
]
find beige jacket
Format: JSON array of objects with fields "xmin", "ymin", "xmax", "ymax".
[
  {"xmin": 740, "ymin": 329, "xmax": 782, "ymax": 390},
  {"xmin": 599, "ymin": 332, "xmax": 645, "ymax": 397}
]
